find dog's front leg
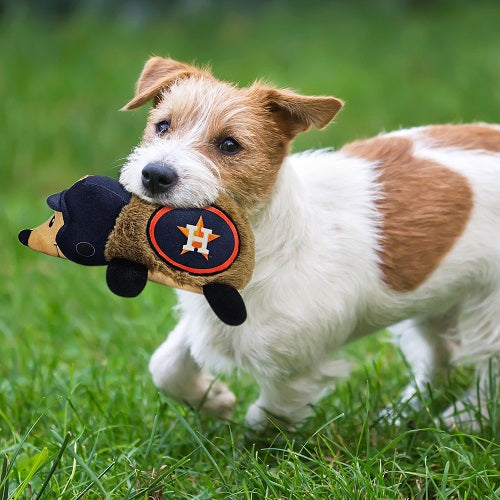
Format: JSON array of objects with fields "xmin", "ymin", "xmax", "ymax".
[{"xmin": 149, "ymin": 317, "xmax": 236, "ymax": 418}]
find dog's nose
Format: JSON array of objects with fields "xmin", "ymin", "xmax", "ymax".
[
  {"xmin": 18, "ymin": 229, "xmax": 32, "ymax": 246},
  {"xmin": 142, "ymin": 163, "xmax": 178, "ymax": 195}
]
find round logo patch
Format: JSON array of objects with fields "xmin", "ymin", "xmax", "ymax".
[{"xmin": 147, "ymin": 206, "xmax": 240, "ymax": 275}]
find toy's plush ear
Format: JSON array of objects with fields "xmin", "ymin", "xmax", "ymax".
[
  {"xmin": 121, "ymin": 56, "xmax": 210, "ymax": 110},
  {"xmin": 203, "ymin": 283, "xmax": 247, "ymax": 326},
  {"xmin": 18, "ymin": 211, "xmax": 66, "ymax": 259}
]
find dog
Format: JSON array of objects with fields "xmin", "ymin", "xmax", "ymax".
[{"xmin": 119, "ymin": 56, "xmax": 500, "ymax": 431}]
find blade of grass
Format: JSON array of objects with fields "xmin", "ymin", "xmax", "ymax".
[
  {"xmin": 125, "ymin": 454, "xmax": 193, "ymax": 500},
  {"xmin": 439, "ymin": 460, "xmax": 450, "ymax": 498},
  {"xmin": 11, "ymin": 448, "xmax": 49, "ymax": 500},
  {"xmin": 34, "ymin": 432, "xmax": 71, "ymax": 500},
  {"xmin": 305, "ymin": 412, "xmax": 345, "ymax": 442},
  {"xmin": 51, "ymin": 430, "xmax": 108, "ymax": 497},
  {"xmin": 74, "ymin": 460, "xmax": 115, "ymax": 500},
  {"xmin": 0, "ymin": 410, "xmax": 46, "ymax": 492},
  {"xmin": 0, "ymin": 455, "xmax": 9, "ymax": 500},
  {"xmin": 144, "ymin": 401, "xmax": 163, "ymax": 461},
  {"xmin": 0, "ymin": 409, "xmax": 21, "ymax": 444},
  {"xmin": 58, "ymin": 441, "xmax": 78, "ymax": 499},
  {"xmin": 164, "ymin": 399, "xmax": 228, "ymax": 488}
]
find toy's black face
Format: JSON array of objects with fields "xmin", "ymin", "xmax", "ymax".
[{"xmin": 49, "ymin": 176, "xmax": 132, "ymax": 266}]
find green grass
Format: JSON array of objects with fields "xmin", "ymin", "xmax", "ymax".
[{"xmin": 1, "ymin": 1, "xmax": 499, "ymax": 498}]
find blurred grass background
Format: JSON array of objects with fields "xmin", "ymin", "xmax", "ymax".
[{"xmin": 1, "ymin": 0, "xmax": 499, "ymax": 498}]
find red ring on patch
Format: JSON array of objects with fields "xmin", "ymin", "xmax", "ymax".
[{"xmin": 148, "ymin": 206, "xmax": 240, "ymax": 274}]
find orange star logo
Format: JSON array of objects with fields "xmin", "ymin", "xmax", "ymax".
[{"xmin": 178, "ymin": 216, "xmax": 219, "ymax": 260}]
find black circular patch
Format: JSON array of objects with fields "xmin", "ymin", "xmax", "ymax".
[
  {"xmin": 76, "ymin": 241, "xmax": 96, "ymax": 258},
  {"xmin": 147, "ymin": 206, "xmax": 239, "ymax": 275}
]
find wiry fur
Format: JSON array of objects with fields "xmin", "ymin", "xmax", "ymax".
[{"xmin": 121, "ymin": 57, "xmax": 500, "ymax": 432}]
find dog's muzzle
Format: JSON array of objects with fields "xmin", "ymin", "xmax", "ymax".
[{"xmin": 141, "ymin": 163, "xmax": 179, "ymax": 196}]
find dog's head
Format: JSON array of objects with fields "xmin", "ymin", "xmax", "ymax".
[{"xmin": 120, "ymin": 57, "xmax": 343, "ymax": 210}]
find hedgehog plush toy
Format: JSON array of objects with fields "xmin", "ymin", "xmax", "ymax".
[{"xmin": 18, "ymin": 176, "xmax": 254, "ymax": 326}]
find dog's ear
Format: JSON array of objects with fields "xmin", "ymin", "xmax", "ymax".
[
  {"xmin": 250, "ymin": 85, "xmax": 343, "ymax": 139},
  {"xmin": 121, "ymin": 57, "xmax": 208, "ymax": 110}
]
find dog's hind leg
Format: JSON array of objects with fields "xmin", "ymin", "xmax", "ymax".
[
  {"xmin": 385, "ymin": 308, "xmax": 458, "ymax": 419},
  {"xmin": 149, "ymin": 318, "xmax": 236, "ymax": 419},
  {"xmin": 441, "ymin": 286, "xmax": 500, "ymax": 430},
  {"xmin": 245, "ymin": 359, "xmax": 350, "ymax": 432},
  {"xmin": 441, "ymin": 357, "xmax": 499, "ymax": 430}
]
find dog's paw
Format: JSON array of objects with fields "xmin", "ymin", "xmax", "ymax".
[
  {"xmin": 441, "ymin": 401, "xmax": 480, "ymax": 432},
  {"xmin": 245, "ymin": 403, "xmax": 268, "ymax": 432},
  {"xmin": 197, "ymin": 381, "xmax": 236, "ymax": 419},
  {"xmin": 245, "ymin": 403, "xmax": 296, "ymax": 434},
  {"xmin": 378, "ymin": 403, "xmax": 424, "ymax": 428},
  {"xmin": 376, "ymin": 405, "xmax": 405, "ymax": 427},
  {"xmin": 376, "ymin": 384, "xmax": 425, "ymax": 427}
]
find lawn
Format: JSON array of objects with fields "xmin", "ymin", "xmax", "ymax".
[{"xmin": 1, "ymin": 1, "xmax": 499, "ymax": 498}]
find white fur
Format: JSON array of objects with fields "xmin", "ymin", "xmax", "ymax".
[
  {"xmin": 138, "ymin": 123, "xmax": 500, "ymax": 431},
  {"xmin": 120, "ymin": 136, "xmax": 221, "ymax": 207}
]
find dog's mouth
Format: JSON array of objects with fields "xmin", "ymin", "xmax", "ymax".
[
  {"xmin": 138, "ymin": 187, "xmax": 177, "ymax": 206},
  {"xmin": 135, "ymin": 184, "xmax": 217, "ymax": 209},
  {"xmin": 139, "ymin": 182, "xmax": 176, "ymax": 205}
]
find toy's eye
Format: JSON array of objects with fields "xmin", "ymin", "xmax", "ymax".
[
  {"xmin": 155, "ymin": 120, "xmax": 170, "ymax": 136},
  {"xmin": 218, "ymin": 137, "xmax": 241, "ymax": 155},
  {"xmin": 48, "ymin": 215, "xmax": 56, "ymax": 228}
]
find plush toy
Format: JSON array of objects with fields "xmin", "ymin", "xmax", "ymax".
[{"xmin": 18, "ymin": 176, "xmax": 254, "ymax": 326}]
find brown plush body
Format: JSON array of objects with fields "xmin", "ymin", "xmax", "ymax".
[{"xmin": 106, "ymin": 194, "xmax": 254, "ymax": 294}]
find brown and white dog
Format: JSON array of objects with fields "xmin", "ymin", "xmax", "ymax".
[{"xmin": 120, "ymin": 56, "xmax": 500, "ymax": 431}]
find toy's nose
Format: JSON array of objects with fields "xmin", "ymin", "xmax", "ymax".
[
  {"xmin": 142, "ymin": 163, "xmax": 178, "ymax": 195},
  {"xmin": 18, "ymin": 229, "xmax": 32, "ymax": 246}
]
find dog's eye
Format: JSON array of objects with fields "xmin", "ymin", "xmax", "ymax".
[
  {"xmin": 155, "ymin": 120, "xmax": 170, "ymax": 136},
  {"xmin": 48, "ymin": 215, "xmax": 56, "ymax": 228},
  {"xmin": 218, "ymin": 137, "xmax": 241, "ymax": 155}
]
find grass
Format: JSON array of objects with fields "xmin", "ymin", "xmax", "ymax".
[{"xmin": 1, "ymin": 1, "xmax": 499, "ymax": 497}]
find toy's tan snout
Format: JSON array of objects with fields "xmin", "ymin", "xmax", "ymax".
[{"xmin": 18, "ymin": 211, "xmax": 66, "ymax": 259}]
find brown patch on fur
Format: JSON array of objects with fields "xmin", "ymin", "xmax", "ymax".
[
  {"xmin": 105, "ymin": 193, "xmax": 255, "ymax": 293},
  {"xmin": 342, "ymin": 136, "xmax": 473, "ymax": 292},
  {"xmin": 200, "ymin": 117, "xmax": 289, "ymax": 210},
  {"xmin": 424, "ymin": 124, "xmax": 500, "ymax": 153}
]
